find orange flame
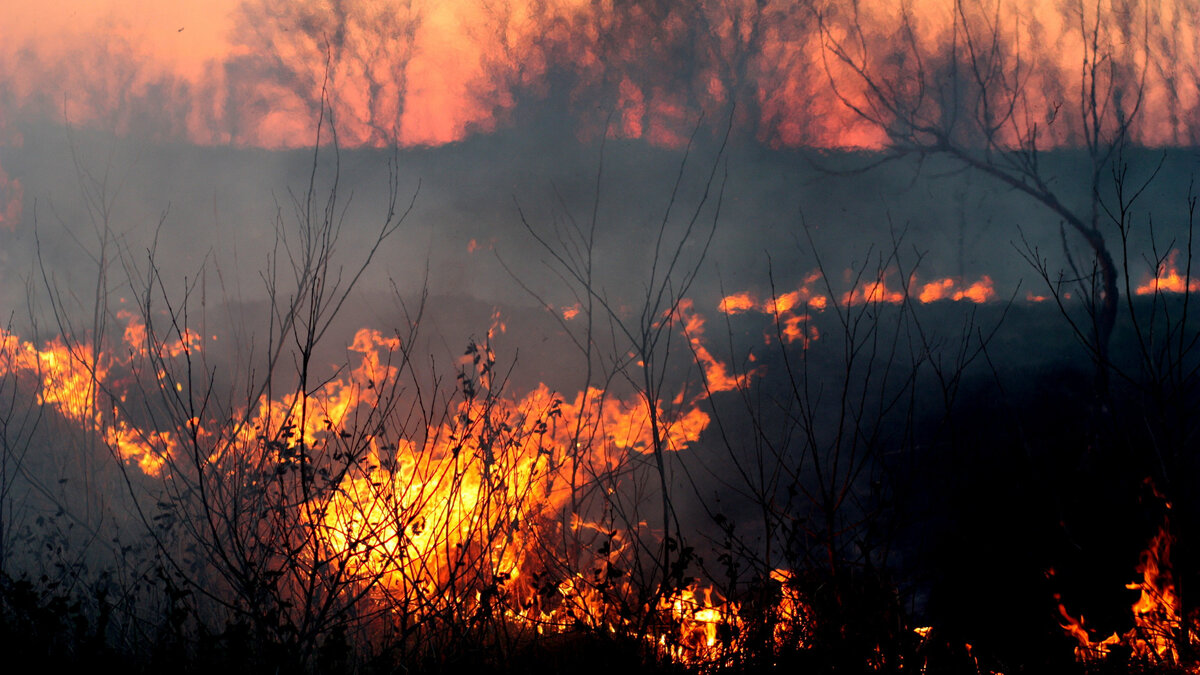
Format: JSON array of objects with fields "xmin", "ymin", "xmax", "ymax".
[
  {"xmin": 720, "ymin": 271, "xmax": 997, "ymax": 350},
  {"xmin": 0, "ymin": 326, "xmax": 171, "ymax": 474},
  {"xmin": 3, "ymin": 302, "xmax": 793, "ymax": 664},
  {"xmin": 718, "ymin": 291, "xmax": 757, "ymax": 314},
  {"xmin": 1136, "ymin": 250, "xmax": 1200, "ymax": 295},
  {"xmin": 917, "ymin": 276, "xmax": 996, "ymax": 304},
  {"xmin": 841, "ymin": 272, "xmax": 907, "ymax": 306},
  {"xmin": 1059, "ymin": 521, "xmax": 1197, "ymax": 669},
  {"xmin": 1, "ymin": 290, "xmax": 1017, "ymax": 667},
  {"xmin": 678, "ymin": 298, "xmax": 747, "ymax": 394}
]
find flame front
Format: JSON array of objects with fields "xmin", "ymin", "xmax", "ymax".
[
  {"xmin": 13, "ymin": 267, "xmax": 1190, "ymax": 670},
  {"xmin": 720, "ymin": 270, "xmax": 998, "ymax": 349},
  {"xmin": 1060, "ymin": 520, "xmax": 1199, "ymax": 671},
  {"xmin": 0, "ymin": 304, "xmax": 803, "ymax": 665},
  {"xmin": 1137, "ymin": 250, "xmax": 1200, "ymax": 295}
]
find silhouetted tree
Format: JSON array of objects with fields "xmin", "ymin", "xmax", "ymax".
[{"xmin": 229, "ymin": 0, "xmax": 423, "ymax": 145}]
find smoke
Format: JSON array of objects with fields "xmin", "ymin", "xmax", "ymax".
[
  {"xmin": 2, "ymin": 5, "xmax": 1199, "ymax": 669},
  {"xmin": 4, "ymin": 1, "xmax": 1199, "ymax": 150}
]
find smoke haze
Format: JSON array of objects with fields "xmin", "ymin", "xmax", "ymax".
[{"xmin": 3, "ymin": 2, "xmax": 1200, "ymax": 672}]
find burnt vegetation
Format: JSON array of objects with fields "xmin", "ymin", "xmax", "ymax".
[{"xmin": 2, "ymin": 1, "xmax": 1200, "ymax": 674}]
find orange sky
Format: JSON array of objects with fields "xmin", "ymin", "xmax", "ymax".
[
  {"xmin": 1, "ymin": 0, "xmax": 503, "ymax": 146},
  {"xmin": 4, "ymin": 0, "xmax": 240, "ymax": 79},
  {"xmin": 1, "ymin": 0, "xmax": 1196, "ymax": 148}
]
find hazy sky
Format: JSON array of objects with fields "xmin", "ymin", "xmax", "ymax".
[
  {"xmin": 2, "ymin": 1, "xmax": 1196, "ymax": 149},
  {"xmin": 6, "ymin": 0, "xmax": 240, "ymax": 78},
  {"xmin": 2, "ymin": 0, "xmax": 492, "ymax": 145}
]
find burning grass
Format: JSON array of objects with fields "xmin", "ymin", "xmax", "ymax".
[
  {"xmin": 3, "ymin": 128, "xmax": 1200, "ymax": 674},
  {"xmin": 4, "ymin": 282, "xmax": 1195, "ymax": 673},
  {"xmin": 5, "ymin": 265, "xmax": 1200, "ymax": 673}
]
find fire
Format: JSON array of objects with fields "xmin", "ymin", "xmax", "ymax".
[
  {"xmin": 842, "ymin": 272, "xmax": 995, "ymax": 306},
  {"xmin": 678, "ymin": 299, "xmax": 748, "ymax": 393},
  {"xmin": 659, "ymin": 584, "xmax": 742, "ymax": 662},
  {"xmin": 10, "ymin": 263, "xmax": 1151, "ymax": 670},
  {"xmin": 718, "ymin": 273, "xmax": 1001, "ymax": 311},
  {"xmin": 1060, "ymin": 520, "xmax": 1198, "ymax": 670},
  {"xmin": 917, "ymin": 276, "xmax": 996, "ymax": 304},
  {"xmin": 717, "ymin": 273, "xmax": 827, "ymax": 347},
  {"xmin": 118, "ymin": 310, "xmax": 201, "ymax": 358},
  {"xmin": 1136, "ymin": 250, "xmax": 1200, "ymax": 295},
  {"xmin": 842, "ymin": 273, "xmax": 907, "ymax": 306},
  {"xmin": 718, "ymin": 291, "xmax": 757, "ymax": 314},
  {"xmin": 5, "ymin": 299, "xmax": 817, "ymax": 664},
  {"xmin": 720, "ymin": 271, "xmax": 1000, "ymax": 350},
  {"xmin": 718, "ymin": 272, "xmax": 828, "ymax": 346},
  {"xmin": 0, "ymin": 326, "xmax": 172, "ymax": 474},
  {"xmin": 280, "ymin": 308, "xmax": 780, "ymax": 661},
  {"xmin": 779, "ymin": 314, "xmax": 819, "ymax": 347},
  {"xmin": 317, "ymin": 382, "xmax": 578, "ymax": 601}
]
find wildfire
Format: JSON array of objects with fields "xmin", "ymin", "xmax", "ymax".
[
  {"xmin": 917, "ymin": 276, "xmax": 996, "ymax": 304},
  {"xmin": 678, "ymin": 299, "xmax": 748, "ymax": 393},
  {"xmin": 720, "ymin": 271, "xmax": 998, "ymax": 349},
  {"xmin": 1059, "ymin": 520, "xmax": 1198, "ymax": 671},
  {"xmin": 659, "ymin": 584, "xmax": 743, "ymax": 663},
  {"xmin": 718, "ymin": 291, "xmax": 757, "ymax": 314},
  {"xmin": 842, "ymin": 273, "xmax": 907, "ymax": 306},
  {"xmin": 1136, "ymin": 250, "xmax": 1200, "ymax": 295},
  {"xmin": 14, "ymin": 278, "xmax": 1160, "ymax": 671},
  {"xmin": 2, "ymin": 300, "xmax": 808, "ymax": 665},
  {"xmin": 719, "ymin": 272, "xmax": 827, "ymax": 347},
  {"xmin": 843, "ymin": 274, "xmax": 997, "ymax": 306}
]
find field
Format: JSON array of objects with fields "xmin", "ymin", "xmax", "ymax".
[{"xmin": 0, "ymin": 123, "xmax": 1196, "ymax": 673}]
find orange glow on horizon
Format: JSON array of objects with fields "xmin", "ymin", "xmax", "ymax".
[{"xmin": 1, "ymin": 0, "xmax": 1196, "ymax": 150}]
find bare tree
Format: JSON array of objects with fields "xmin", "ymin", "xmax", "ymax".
[
  {"xmin": 819, "ymin": 2, "xmax": 1200, "ymax": 668},
  {"xmin": 229, "ymin": 0, "xmax": 423, "ymax": 146},
  {"xmin": 819, "ymin": 0, "xmax": 1151, "ymax": 390},
  {"xmin": 507, "ymin": 117, "xmax": 733, "ymax": 651},
  {"xmin": 472, "ymin": 0, "xmax": 821, "ymax": 144}
]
